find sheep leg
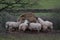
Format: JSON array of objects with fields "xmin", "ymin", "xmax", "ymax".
[
  {"xmin": 49, "ymin": 25, "xmax": 53, "ymax": 32},
  {"xmin": 8, "ymin": 27, "xmax": 13, "ymax": 32},
  {"xmin": 22, "ymin": 27, "xmax": 27, "ymax": 32},
  {"xmin": 19, "ymin": 26, "xmax": 22, "ymax": 31},
  {"xmin": 37, "ymin": 30, "xmax": 40, "ymax": 32},
  {"xmin": 37, "ymin": 27, "xmax": 41, "ymax": 32},
  {"xmin": 43, "ymin": 26, "xmax": 47, "ymax": 32}
]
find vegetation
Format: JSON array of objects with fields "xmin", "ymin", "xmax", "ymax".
[
  {"xmin": 0, "ymin": 12, "xmax": 60, "ymax": 30},
  {"xmin": 0, "ymin": 0, "xmax": 60, "ymax": 40},
  {"xmin": 0, "ymin": 0, "xmax": 60, "ymax": 30},
  {"xmin": 0, "ymin": 0, "xmax": 60, "ymax": 9},
  {"xmin": 0, "ymin": 33, "xmax": 60, "ymax": 40}
]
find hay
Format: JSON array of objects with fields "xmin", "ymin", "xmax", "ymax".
[{"xmin": 17, "ymin": 12, "xmax": 37, "ymax": 23}]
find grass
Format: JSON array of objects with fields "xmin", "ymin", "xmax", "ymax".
[
  {"xmin": 0, "ymin": 12, "xmax": 60, "ymax": 40},
  {"xmin": 0, "ymin": 0, "xmax": 60, "ymax": 9},
  {"xmin": 35, "ymin": 0, "xmax": 60, "ymax": 9},
  {"xmin": 0, "ymin": 32, "xmax": 60, "ymax": 40},
  {"xmin": 34, "ymin": 13, "xmax": 54, "ymax": 18}
]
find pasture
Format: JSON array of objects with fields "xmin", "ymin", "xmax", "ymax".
[
  {"xmin": 0, "ymin": 11, "xmax": 60, "ymax": 40},
  {"xmin": 0, "ymin": 0, "xmax": 60, "ymax": 40},
  {"xmin": 0, "ymin": 32, "xmax": 60, "ymax": 40},
  {"xmin": 0, "ymin": 0, "xmax": 60, "ymax": 9}
]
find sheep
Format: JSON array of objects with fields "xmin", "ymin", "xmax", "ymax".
[
  {"xmin": 44, "ymin": 21, "xmax": 53, "ymax": 31},
  {"xmin": 38, "ymin": 17, "xmax": 53, "ymax": 31},
  {"xmin": 5, "ymin": 21, "xmax": 21, "ymax": 31},
  {"xmin": 19, "ymin": 19, "xmax": 29, "ymax": 32},
  {"xmin": 28, "ymin": 23, "xmax": 42, "ymax": 32}
]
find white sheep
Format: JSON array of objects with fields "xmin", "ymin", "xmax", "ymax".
[
  {"xmin": 5, "ymin": 21, "xmax": 21, "ymax": 31},
  {"xmin": 38, "ymin": 17, "xmax": 53, "ymax": 31},
  {"xmin": 28, "ymin": 23, "xmax": 42, "ymax": 32},
  {"xmin": 19, "ymin": 19, "xmax": 29, "ymax": 32},
  {"xmin": 44, "ymin": 21, "xmax": 53, "ymax": 31}
]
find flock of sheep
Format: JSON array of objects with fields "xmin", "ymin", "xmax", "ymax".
[{"xmin": 5, "ymin": 12, "xmax": 53, "ymax": 32}]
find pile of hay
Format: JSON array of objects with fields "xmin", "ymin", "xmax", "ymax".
[{"xmin": 17, "ymin": 12, "xmax": 37, "ymax": 23}]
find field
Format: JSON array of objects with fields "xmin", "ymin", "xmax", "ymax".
[
  {"xmin": 0, "ymin": 31, "xmax": 60, "ymax": 40},
  {"xmin": 0, "ymin": 12, "xmax": 60, "ymax": 40},
  {"xmin": 0, "ymin": 0, "xmax": 60, "ymax": 40},
  {"xmin": 0, "ymin": 0, "xmax": 60, "ymax": 9}
]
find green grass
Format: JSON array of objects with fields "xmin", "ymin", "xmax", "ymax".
[
  {"xmin": 0, "ymin": 33, "xmax": 60, "ymax": 40},
  {"xmin": 0, "ymin": 0, "xmax": 60, "ymax": 9},
  {"xmin": 34, "ymin": 13, "xmax": 54, "ymax": 18},
  {"xmin": 34, "ymin": 13, "xmax": 60, "ymax": 18},
  {"xmin": 33, "ymin": 0, "xmax": 60, "ymax": 9}
]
